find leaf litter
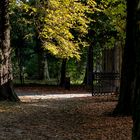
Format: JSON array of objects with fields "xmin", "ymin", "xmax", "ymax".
[{"xmin": 0, "ymin": 87, "xmax": 132, "ymax": 140}]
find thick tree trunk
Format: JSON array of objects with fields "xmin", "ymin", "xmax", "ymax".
[
  {"xmin": 0, "ymin": 80, "xmax": 19, "ymax": 101},
  {"xmin": 132, "ymin": 68, "xmax": 140, "ymax": 140},
  {"xmin": 132, "ymin": 0, "xmax": 140, "ymax": 139},
  {"xmin": 0, "ymin": 0, "xmax": 19, "ymax": 101},
  {"xmin": 113, "ymin": 0, "xmax": 135, "ymax": 116}
]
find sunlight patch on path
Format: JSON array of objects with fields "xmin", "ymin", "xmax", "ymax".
[{"xmin": 17, "ymin": 92, "xmax": 92, "ymax": 100}]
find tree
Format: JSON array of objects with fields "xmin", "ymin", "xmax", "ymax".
[
  {"xmin": 82, "ymin": 0, "xmax": 127, "ymax": 115},
  {"xmin": 37, "ymin": 0, "xmax": 92, "ymax": 85},
  {"xmin": 113, "ymin": 0, "xmax": 135, "ymax": 116},
  {"xmin": 10, "ymin": 0, "xmax": 36, "ymax": 81},
  {"xmin": 83, "ymin": 0, "xmax": 122, "ymax": 87},
  {"xmin": 0, "ymin": 0, "xmax": 19, "ymax": 101},
  {"xmin": 14, "ymin": 0, "xmax": 90, "ymax": 83},
  {"xmin": 41, "ymin": 0, "xmax": 89, "ymax": 60},
  {"xmin": 131, "ymin": 0, "xmax": 140, "ymax": 139},
  {"xmin": 84, "ymin": 30, "xmax": 94, "ymax": 88}
]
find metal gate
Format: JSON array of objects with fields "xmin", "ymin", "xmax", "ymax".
[
  {"xmin": 92, "ymin": 72, "xmax": 120, "ymax": 95},
  {"xmin": 91, "ymin": 45, "xmax": 122, "ymax": 95}
]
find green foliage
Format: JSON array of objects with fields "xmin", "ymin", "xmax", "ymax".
[
  {"xmin": 25, "ymin": 54, "xmax": 38, "ymax": 79},
  {"xmin": 102, "ymin": 0, "xmax": 126, "ymax": 42},
  {"xmin": 48, "ymin": 56, "xmax": 61, "ymax": 79},
  {"xmin": 86, "ymin": 0, "xmax": 126, "ymax": 51},
  {"xmin": 67, "ymin": 58, "xmax": 86, "ymax": 84},
  {"xmin": 38, "ymin": 0, "xmax": 90, "ymax": 59},
  {"xmin": 14, "ymin": 0, "xmax": 98, "ymax": 60},
  {"xmin": 9, "ymin": 0, "xmax": 126, "ymax": 84}
]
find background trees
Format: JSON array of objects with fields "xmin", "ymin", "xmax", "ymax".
[
  {"xmin": 83, "ymin": 0, "xmax": 125, "ymax": 88},
  {"xmin": 9, "ymin": 0, "xmax": 126, "ymax": 88},
  {"xmin": 4, "ymin": 0, "xmax": 140, "ymax": 138}
]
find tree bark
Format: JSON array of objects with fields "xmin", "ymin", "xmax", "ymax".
[
  {"xmin": 0, "ymin": 0, "xmax": 19, "ymax": 101},
  {"xmin": 132, "ymin": 0, "xmax": 140, "ymax": 139},
  {"xmin": 113, "ymin": 0, "xmax": 135, "ymax": 116},
  {"xmin": 132, "ymin": 65, "xmax": 140, "ymax": 140}
]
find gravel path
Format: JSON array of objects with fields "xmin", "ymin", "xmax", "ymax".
[{"xmin": 17, "ymin": 92, "xmax": 92, "ymax": 100}]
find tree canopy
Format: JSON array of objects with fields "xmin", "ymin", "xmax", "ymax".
[
  {"xmin": 10, "ymin": 0, "xmax": 126, "ymax": 59},
  {"xmin": 11, "ymin": 0, "xmax": 99, "ymax": 60}
]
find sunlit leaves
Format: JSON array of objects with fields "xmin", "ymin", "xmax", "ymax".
[
  {"xmin": 10, "ymin": 0, "xmax": 99, "ymax": 59},
  {"xmin": 34, "ymin": 0, "xmax": 93, "ymax": 59}
]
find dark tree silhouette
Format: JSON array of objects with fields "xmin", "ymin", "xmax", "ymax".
[
  {"xmin": 113, "ymin": 0, "xmax": 135, "ymax": 116},
  {"xmin": 132, "ymin": 0, "xmax": 140, "ymax": 138}
]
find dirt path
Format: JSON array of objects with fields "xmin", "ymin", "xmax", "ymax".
[{"xmin": 0, "ymin": 89, "xmax": 132, "ymax": 140}]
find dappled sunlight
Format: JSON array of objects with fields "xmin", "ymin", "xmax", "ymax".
[
  {"xmin": 17, "ymin": 92, "xmax": 92, "ymax": 101},
  {"xmin": 0, "ymin": 109, "xmax": 7, "ymax": 112}
]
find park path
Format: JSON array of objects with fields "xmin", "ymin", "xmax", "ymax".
[
  {"xmin": 17, "ymin": 92, "xmax": 91, "ymax": 100},
  {"xmin": 0, "ymin": 87, "xmax": 132, "ymax": 140}
]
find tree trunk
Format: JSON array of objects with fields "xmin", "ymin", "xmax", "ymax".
[
  {"xmin": 132, "ymin": 65, "xmax": 140, "ymax": 140},
  {"xmin": 86, "ymin": 45, "xmax": 93, "ymax": 88},
  {"xmin": 132, "ymin": 0, "xmax": 140, "ymax": 139},
  {"xmin": 35, "ymin": 31, "xmax": 50, "ymax": 81},
  {"xmin": 59, "ymin": 59, "xmax": 67, "ymax": 87},
  {"xmin": 44, "ymin": 53, "xmax": 50, "ymax": 80},
  {"xmin": 83, "ymin": 28, "xmax": 94, "ymax": 87},
  {"xmin": 0, "ymin": 0, "xmax": 19, "ymax": 101},
  {"xmin": 35, "ymin": 32, "xmax": 45, "ymax": 80},
  {"xmin": 113, "ymin": 0, "xmax": 135, "ymax": 116}
]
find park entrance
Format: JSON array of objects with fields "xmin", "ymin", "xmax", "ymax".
[{"xmin": 92, "ymin": 45, "xmax": 122, "ymax": 95}]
